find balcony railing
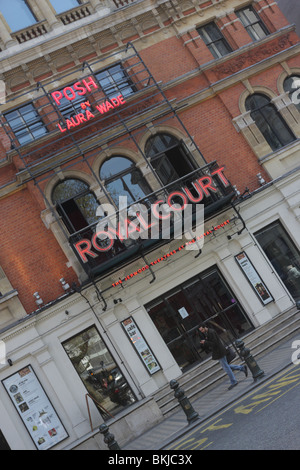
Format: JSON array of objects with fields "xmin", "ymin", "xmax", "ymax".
[
  {"xmin": 57, "ymin": 3, "xmax": 92, "ymax": 25},
  {"xmin": 68, "ymin": 162, "xmax": 235, "ymax": 277},
  {"xmin": 112, "ymin": 0, "xmax": 137, "ymax": 8},
  {"xmin": 11, "ymin": 21, "xmax": 48, "ymax": 44}
]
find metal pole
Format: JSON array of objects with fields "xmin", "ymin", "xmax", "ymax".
[
  {"xmin": 170, "ymin": 379, "xmax": 199, "ymax": 424},
  {"xmin": 99, "ymin": 423, "xmax": 121, "ymax": 450}
]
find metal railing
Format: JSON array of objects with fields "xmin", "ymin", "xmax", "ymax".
[
  {"xmin": 57, "ymin": 3, "xmax": 92, "ymax": 25},
  {"xmin": 112, "ymin": 0, "xmax": 137, "ymax": 8},
  {"xmin": 68, "ymin": 162, "xmax": 234, "ymax": 275},
  {"xmin": 11, "ymin": 21, "xmax": 48, "ymax": 44}
]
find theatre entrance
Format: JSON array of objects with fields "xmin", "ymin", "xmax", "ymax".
[{"xmin": 146, "ymin": 267, "xmax": 253, "ymax": 371}]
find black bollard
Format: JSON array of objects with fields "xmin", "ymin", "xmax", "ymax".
[
  {"xmin": 234, "ymin": 339, "xmax": 264, "ymax": 381},
  {"xmin": 99, "ymin": 423, "xmax": 121, "ymax": 450},
  {"xmin": 170, "ymin": 379, "xmax": 199, "ymax": 424}
]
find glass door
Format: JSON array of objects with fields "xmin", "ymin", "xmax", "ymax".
[
  {"xmin": 147, "ymin": 292, "xmax": 202, "ymax": 370},
  {"xmin": 146, "ymin": 267, "xmax": 253, "ymax": 370}
]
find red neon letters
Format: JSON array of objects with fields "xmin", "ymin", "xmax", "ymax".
[
  {"xmin": 74, "ymin": 167, "xmax": 231, "ymax": 263},
  {"xmin": 111, "ymin": 219, "xmax": 231, "ymax": 287},
  {"xmin": 51, "ymin": 76, "xmax": 127, "ymax": 133},
  {"xmin": 51, "ymin": 76, "xmax": 98, "ymax": 106}
]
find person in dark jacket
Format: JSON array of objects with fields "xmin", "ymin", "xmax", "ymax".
[{"xmin": 199, "ymin": 324, "xmax": 247, "ymax": 390}]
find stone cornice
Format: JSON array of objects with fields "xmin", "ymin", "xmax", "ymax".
[{"xmin": 0, "ymin": 0, "xmax": 257, "ymax": 84}]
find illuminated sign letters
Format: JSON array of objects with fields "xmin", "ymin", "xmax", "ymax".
[
  {"xmin": 51, "ymin": 76, "xmax": 127, "ymax": 133},
  {"xmin": 74, "ymin": 166, "xmax": 231, "ymax": 263}
]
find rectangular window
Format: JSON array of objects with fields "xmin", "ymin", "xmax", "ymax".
[
  {"xmin": 236, "ymin": 6, "xmax": 269, "ymax": 41},
  {"xmin": 62, "ymin": 326, "xmax": 136, "ymax": 418},
  {"xmin": 95, "ymin": 64, "xmax": 136, "ymax": 99},
  {"xmin": 49, "ymin": 0, "xmax": 82, "ymax": 14},
  {"xmin": 4, "ymin": 103, "xmax": 48, "ymax": 146},
  {"xmin": 255, "ymin": 221, "xmax": 300, "ymax": 301},
  {"xmin": 196, "ymin": 22, "xmax": 232, "ymax": 59},
  {"xmin": 0, "ymin": 0, "xmax": 37, "ymax": 32},
  {"xmin": 55, "ymin": 92, "xmax": 84, "ymax": 120}
]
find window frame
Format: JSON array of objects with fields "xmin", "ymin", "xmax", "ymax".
[
  {"xmin": 54, "ymin": 90, "xmax": 85, "ymax": 121},
  {"xmin": 62, "ymin": 324, "xmax": 137, "ymax": 418},
  {"xmin": 52, "ymin": 178, "xmax": 99, "ymax": 234},
  {"xmin": 0, "ymin": 0, "xmax": 37, "ymax": 32},
  {"xmin": 100, "ymin": 156, "xmax": 152, "ymax": 207},
  {"xmin": 236, "ymin": 5, "xmax": 269, "ymax": 41},
  {"xmin": 283, "ymin": 75, "xmax": 300, "ymax": 112},
  {"xmin": 95, "ymin": 63, "xmax": 137, "ymax": 100},
  {"xmin": 196, "ymin": 21, "xmax": 232, "ymax": 59},
  {"xmin": 4, "ymin": 102, "xmax": 48, "ymax": 147},
  {"xmin": 245, "ymin": 93, "xmax": 296, "ymax": 151},
  {"xmin": 254, "ymin": 220, "xmax": 300, "ymax": 301},
  {"xmin": 145, "ymin": 133, "xmax": 196, "ymax": 186},
  {"xmin": 49, "ymin": 0, "xmax": 83, "ymax": 14}
]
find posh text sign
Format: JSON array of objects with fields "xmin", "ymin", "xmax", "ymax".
[{"xmin": 51, "ymin": 76, "xmax": 126, "ymax": 133}]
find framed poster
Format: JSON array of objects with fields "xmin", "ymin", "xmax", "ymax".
[
  {"xmin": 235, "ymin": 252, "xmax": 273, "ymax": 305},
  {"xmin": 122, "ymin": 317, "xmax": 161, "ymax": 375},
  {"xmin": 2, "ymin": 365, "xmax": 68, "ymax": 450}
]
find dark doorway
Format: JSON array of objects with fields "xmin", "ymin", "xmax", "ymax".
[
  {"xmin": 146, "ymin": 267, "xmax": 253, "ymax": 370},
  {"xmin": 145, "ymin": 133, "xmax": 196, "ymax": 186}
]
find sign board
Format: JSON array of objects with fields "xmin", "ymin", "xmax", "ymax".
[
  {"xmin": 122, "ymin": 317, "xmax": 161, "ymax": 375},
  {"xmin": 235, "ymin": 252, "xmax": 273, "ymax": 305},
  {"xmin": 2, "ymin": 365, "xmax": 68, "ymax": 450},
  {"xmin": 50, "ymin": 76, "xmax": 127, "ymax": 133},
  {"xmin": 178, "ymin": 307, "xmax": 189, "ymax": 319}
]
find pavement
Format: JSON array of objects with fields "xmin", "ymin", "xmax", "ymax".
[{"xmin": 122, "ymin": 331, "xmax": 300, "ymax": 450}]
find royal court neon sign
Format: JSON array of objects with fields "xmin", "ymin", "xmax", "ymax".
[{"xmin": 74, "ymin": 166, "xmax": 231, "ymax": 263}]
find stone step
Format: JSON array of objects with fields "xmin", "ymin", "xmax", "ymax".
[
  {"xmin": 151, "ymin": 306, "xmax": 300, "ymax": 417},
  {"xmin": 155, "ymin": 307, "xmax": 298, "ymax": 405}
]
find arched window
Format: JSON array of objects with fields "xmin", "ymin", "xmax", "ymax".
[
  {"xmin": 52, "ymin": 178, "xmax": 99, "ymax": 233},
  {"xmin": 100, "ymin": 156, "xmax": 152, "ymax": 206},
  {"xmin": 145, "ymin": 133, "xmax": 196, "ymax": 185},
  {"xmin": 283, "ymin": 75, "xmax": 300, "ymax": 112},
  {"xmin": 245, "ymin": 94, "xmax": 295, "ymax": 151}
]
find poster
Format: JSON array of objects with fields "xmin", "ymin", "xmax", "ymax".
[
  {"xmin": 235, "ymin": 252, "xmax": 273, "ymax": 305},
  {"xmin": 122, "ymin": 317, "xmax": 161, "ymax": 375},
  {"xmin": 2, "ymin": 365, "xmax": 68, "ymax": 450},
  {"xmin": 178, "ymin": 307, "xmax": 189, "ymax": 319}
]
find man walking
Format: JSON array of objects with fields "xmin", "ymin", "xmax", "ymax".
[{"xmin": 199, "ymin": 323, "xmax": 247, "ymax": 390}]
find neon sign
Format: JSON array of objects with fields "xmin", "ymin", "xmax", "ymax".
[
  {"xmin": 73, "ymin": 166, "xmax": 231, "ymax": 263},
  {"xmin": 51, "ymin": 76, "xmax": 126, "ymax": 133},
  {"xmin": 111, "ymin": 218, "xmax": 232, "ymax": 287}
]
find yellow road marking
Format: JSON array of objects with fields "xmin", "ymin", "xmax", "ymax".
[{"xmin": 167, "ymin": 364, "xmax": 300, "ymax": 450}]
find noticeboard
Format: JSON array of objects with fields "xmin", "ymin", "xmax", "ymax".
[
  {"xmin": 2, "ymin": 365, "xmax": 68, "ymax": 450},
  {"xmin": 235, "ymin": 252, "xmax": 273, "ymax": 305},
  {"xmin": 122, "ymin": 317, "xmax": 161, "ymax": 375}
]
